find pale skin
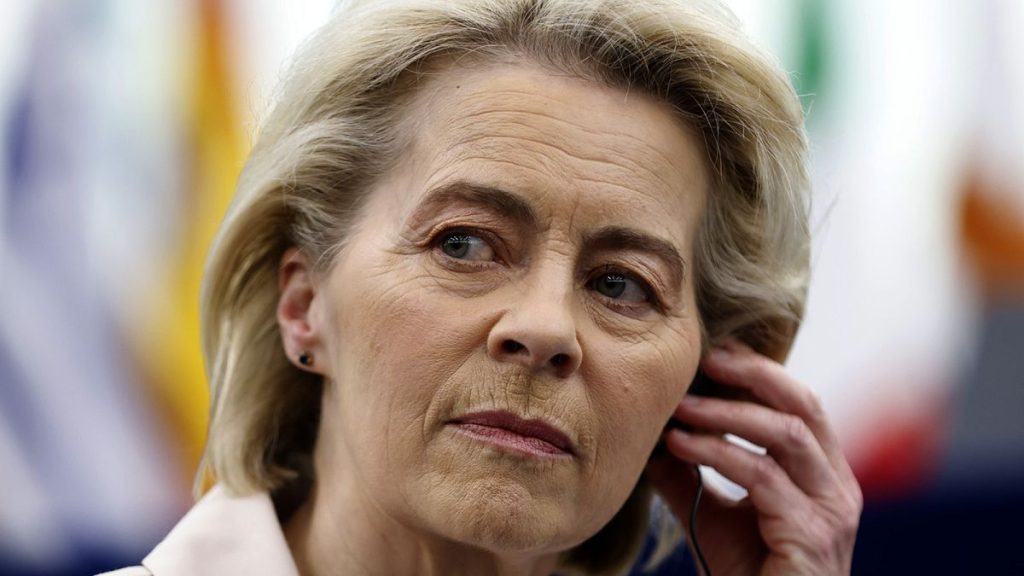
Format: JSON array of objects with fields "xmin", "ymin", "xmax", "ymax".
[{"xmin": 277, "ymin": 58, "xmax": 861, "ymax": 576}]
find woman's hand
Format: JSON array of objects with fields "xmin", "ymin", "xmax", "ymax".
[{"xmin": 645, "ymin": 341, "xmax": 862, "ymax": 576}]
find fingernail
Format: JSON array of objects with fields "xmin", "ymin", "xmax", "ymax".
[{"xmin": 680, "ymin": 395, "xmax": 701, "ymax": 406}]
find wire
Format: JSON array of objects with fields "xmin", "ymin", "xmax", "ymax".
[{"xmin": 689, "ymin": 465, "xmax": 712, "ymax": 576}]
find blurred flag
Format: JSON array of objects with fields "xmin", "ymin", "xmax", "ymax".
[
  {"xmin": 0, "ymin": 0, "xmax": 253, "ymax": 571},
  {"xmin": 0, "ymin": 0, "xmax": 187, "ymax": 572},
  {"xmin": 134, "ymin": 0, "xmax": 248, "ymax": 495},
  {"xmin": 793, "ymin": 0, "xmax": 829, "ymax": 125},
  {"xmin": 943, "ymin": 0, "xmax": 1024, "ymax": 487}
]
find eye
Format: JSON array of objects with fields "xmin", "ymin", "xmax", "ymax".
[
  {"xmin": 438, "ymin": 231, "xmax": 495, "ymax": 262},
  {"xmin": 588, "ymin": 269, "xmax": 651, "ymax": 304}
]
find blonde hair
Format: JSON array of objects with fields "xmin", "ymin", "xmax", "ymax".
[{"xmin": 198, "ymin": 0, "xmax": 810, "ymax": 573}]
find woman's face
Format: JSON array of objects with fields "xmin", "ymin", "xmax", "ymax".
[{"xmin": 303, "ymin": 59, "xmax": 707, "ymax": 554}]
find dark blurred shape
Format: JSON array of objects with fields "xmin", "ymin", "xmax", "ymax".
[{"xmin": 852, "ymin": 479, "xmax": 1024, "ymax": 575}]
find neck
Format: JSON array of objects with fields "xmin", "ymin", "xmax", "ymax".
[{"xmin": 283, "ymin": 479, "xmax": 560, "ymax": 576}]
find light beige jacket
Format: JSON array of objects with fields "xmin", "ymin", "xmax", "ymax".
[{"xmin": 97, "ymin": 485, "xmax": 300, "ymax": 576}]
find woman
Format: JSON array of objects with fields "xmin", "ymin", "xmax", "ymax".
[{"xmin": 106, "ymin": 0, "xmax": 861, "ymax": 574}]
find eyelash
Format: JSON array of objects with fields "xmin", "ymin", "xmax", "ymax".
[
  {"xmin": 430, "ymin": 227, "xmax": 503, "ymax": 267},
  {"xmin": 586, "ymin": 264, "xmax": 665, "ymax": 313}
]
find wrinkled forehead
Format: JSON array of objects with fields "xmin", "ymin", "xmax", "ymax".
[{"xmin": 384, "ymin": 58, "xmax": 709, "ymax": 243}]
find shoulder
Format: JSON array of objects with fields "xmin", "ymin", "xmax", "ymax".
[{"xmin": 135, "ymin": 485, "xmax": 300, "ymax": 576}]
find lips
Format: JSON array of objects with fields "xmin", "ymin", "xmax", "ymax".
[{"xmin": 450, "ymin": 410, "xmax": 575, "ymax": 457}]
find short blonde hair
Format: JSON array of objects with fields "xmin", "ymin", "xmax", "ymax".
[{"xmin": 198, "ymin": 0, "xmax": 810, "ymax": 572}]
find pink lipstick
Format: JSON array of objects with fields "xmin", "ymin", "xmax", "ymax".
[{"xmin": 450, "ymin": 410, "xmax": 575, "ymax": 457}]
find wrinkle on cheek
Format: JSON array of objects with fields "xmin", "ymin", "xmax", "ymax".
[
  {"xmin": 575, "ymin": 391, "xmax": 600, "ymax": 473},
  {"xmin": 587, "ymin": 315, "xmax": 659, "ymax": 345},
  {"xmin": 366, "ymin": 277, "xmax": 421, "ymax": 314},
  {"xmin": 585, "ymin": 333, "xmax": 696, "ymax": 449}
]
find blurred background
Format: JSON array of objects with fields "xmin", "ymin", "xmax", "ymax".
[{"xmin": 1, "ymin": 0, "xmax": 1021, "ymax": 574}]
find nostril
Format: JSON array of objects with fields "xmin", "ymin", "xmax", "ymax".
[
  {"xmin": 502, "ymin": 339, "xmax": 525, "ymax": 354},
  {"xmin": 550, "ymin": 353, "xmax": 568, "ymax": 367}
]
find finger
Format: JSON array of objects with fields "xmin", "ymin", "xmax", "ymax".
[
  {"xmin": 665, "ymin": 428, "xmax": 810, "ymax": 520},
  {"xmin": 674, "ymin": 395, "xmax": 839, "ymax": 497},
  {"xmin": 702, "ymin": 342, "xmax": 824, "ymax": 429},
  {"xmin": 700, "ymin": 342, "xmax": 848, "ymax": 477}
]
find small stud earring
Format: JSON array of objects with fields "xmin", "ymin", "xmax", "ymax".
[{"xmin": 298, "ymin": 352, "xmax": 313, "ymax": 367}]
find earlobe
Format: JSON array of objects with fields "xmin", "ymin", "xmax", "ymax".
[{"xmin": 277, "ymin": 247, "xmax": 328, "ymax": 375}]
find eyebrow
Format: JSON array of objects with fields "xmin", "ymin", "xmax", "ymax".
[
  {"xmin": 409, "ymin": 180, "xmax": 539, "ymax": 229},
  {"xmin": 409, "ymin": 180, "xmax": 686, "ymax": 285},
  {"xmin": 583, "ymin": 226, "xmax": 687, "ymax": 287}
]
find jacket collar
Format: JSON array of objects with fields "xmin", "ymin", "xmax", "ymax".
[{"xmin": 143, "ymin": 485, "xmax": 300, "ymax": 576}]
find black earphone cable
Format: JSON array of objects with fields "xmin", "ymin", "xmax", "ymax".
[{"xmin": 689, "ymin": 465, "xmax": 712, "ymax": 576}]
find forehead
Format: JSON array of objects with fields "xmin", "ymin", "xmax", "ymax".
[{"xmin": 392, "ymin": 59, "xmax": 708, "ymax": 241}]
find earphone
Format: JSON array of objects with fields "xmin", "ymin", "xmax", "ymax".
[
  {"xmin": 684, "ymin": 371, "xmax": 719, "ymax": 576},
  {"xmin": 689, "ymin": 464, "xmax": 711, "ymax": 576}
]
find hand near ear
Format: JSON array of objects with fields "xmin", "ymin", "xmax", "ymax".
[{"xmin": 647, "ymin": 341, "xmax": 862, "ymax": 576}]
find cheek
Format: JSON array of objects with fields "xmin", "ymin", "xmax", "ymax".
[
  {"xmin": 583, "ymin": 320, "xmax": 701, "ymax": 472},
  {"xmin": 327, "ymin": 253, "xmax": 487, "ymax": 451}
]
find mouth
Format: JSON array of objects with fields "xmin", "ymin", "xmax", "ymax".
[{"xmin": 448, "ymin": 410, "xmax": 575, "ymax": 458}]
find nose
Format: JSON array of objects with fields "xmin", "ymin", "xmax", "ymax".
[{"xmin": 486, "ymin": 277, "xmax": 583, "ymax": 378}]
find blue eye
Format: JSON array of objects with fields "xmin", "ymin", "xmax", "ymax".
[
  {"xmin": 589, "ymin": 271, "xmax": 650, "ymax": 303},
  {"xmin": 439, "ymin": 232, "xmax": 495, "ymax": 261}
]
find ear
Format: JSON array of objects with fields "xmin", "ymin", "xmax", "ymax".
[{"xmin": 277, "ymin": 247, "xmax": 330, "ymax": 376}]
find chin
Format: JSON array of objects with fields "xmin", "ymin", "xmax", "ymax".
[{"xmin": 426, "ymin": 476, "xmax": 587, "ymax": 555}]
